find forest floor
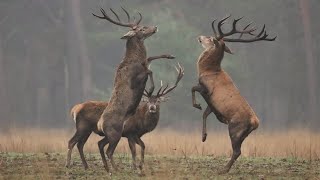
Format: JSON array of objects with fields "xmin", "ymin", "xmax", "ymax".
[{"xmin": 1, "ymin": 152, "xmax": 319, "ymax": 180}]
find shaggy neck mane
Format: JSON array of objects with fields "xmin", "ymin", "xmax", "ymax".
[{"xmin": 124, "ymin": 37, "xmax": 147, "ymax": 63}]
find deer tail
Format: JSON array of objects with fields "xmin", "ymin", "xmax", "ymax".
[{"xmin": 70, "ymin": 104, "xmax": 83, "ymax": 123}]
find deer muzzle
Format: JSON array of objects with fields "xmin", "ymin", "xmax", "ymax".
[{"xmin": 148, "ymin": 104, "xmax": 157, "ymax": 113}]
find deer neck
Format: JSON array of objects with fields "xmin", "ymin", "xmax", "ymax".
[
  {"xmin": 197, "ymin": 46, "xmax": 224, "ymax": 77},
  {"xmin": 124, "ymin": 37, "xmax": 147, "ymax": 63}
]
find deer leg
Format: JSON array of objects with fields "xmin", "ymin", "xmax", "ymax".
[
  {"xmin": 106, "ymin": 133, "xmax": 122, "ymax": 171},
  {"xmin": 65, "ymin": 131, "xmax": 82, "ymax": 168},
  {"xmin": 219, "ymin": 122, "xmax": 251, "ymax": 174},
  {"xmin": 134, "ymin": 137, "xmax": 145, "ymax": 170},
  {"xmin": 98, "ymin": 137, "xmax": 110, "ymax": 172},
  {"xmin": 127, "ymin": 137, "xmax": 137, "ymax": 170},
  {"xmin": 147, "ymin": 54, "xmax": 175, "ymax": 64},
  {"xmin": 202, "ymin": 106, "xmax": 212, "ymax": 142},
  {"xmin": 77, "ymin": 131, "xmax": 92, "ymax": 170},
  {"xmin": 191, "ymin": 85, "xmax": 205, "ymax": 110}
]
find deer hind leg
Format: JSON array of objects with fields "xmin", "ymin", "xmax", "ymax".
[
  {"xmin": 134, "ymin": 137, "xmax": 145, "ymax": 170},
  {"xmin": 106, "ymin": 132, "xmax": 122, "ymax": 171},
  {"xmin": 77, "ymin": 131, "xmax": 92, "ymax": 170},
  {"xmin": 202, "ymin": 106, "xmax": 212, "ymax": 142},
  {"xmin": 127, "ymin": 137, "xmax": 137, "ymax": 170},
  {"xmin": 219, "ymin": 122, "xmax": 251, "ymax": 174},
  {"xmin": 98, "ymin": 137, "xmax": 110, "ymax": 172},
  {"xmin": 65, "ymin": 131, "xmax": 82, "ymax": 168}
]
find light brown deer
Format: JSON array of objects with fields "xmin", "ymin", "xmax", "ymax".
[
  {"xmin": 192, "ymin": 15, "xmax": 276, "ymax": 174},
  {"xmin": 91, "ymin": 7, "xmax": 174, "ymax": 172},
  {"xmin": 65, "ymin": 64, "xmax": 184, "ymax": 171}
]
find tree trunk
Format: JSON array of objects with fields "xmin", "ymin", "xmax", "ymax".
[
  {"xmin": 64, "ymin": 0, "xmax": 92, "ymax": 111},
  {"xmin": 299, "ymin": 0, "xmax": 317, "ymax": 127}
]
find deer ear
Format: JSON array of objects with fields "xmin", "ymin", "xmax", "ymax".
[
  {"xmin": 121, "ymin": 30, "xmax": 136, "ymax": 39},
  {"xmin": 159, "ymin": 96, "xmax": 170, "ymax": 102},
  {"xmin": 141, "ymin": 97, "xmax": 148, "ymax": 102},
  {"xmin": 224, "ymin": 45, "xmax": 233, "ymax": 54}
]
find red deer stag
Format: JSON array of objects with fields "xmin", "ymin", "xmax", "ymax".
[
  {"xmin": 90, "ymin": 7, "xmax": 174, "ymax": 172},
  {"xmin": 65, "ymin": 64, "xmax": 184, "ymax": 171},
  {"xmin": 192, "ymin": 15, "xmax": 276, "ymax": 174}
]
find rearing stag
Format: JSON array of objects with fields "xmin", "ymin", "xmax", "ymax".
[
  {"xmin": 65, "ymin": 64, "xmax": 183, "ymax": 171},
  {"xmin": 192, "ymin": 15, "xmax": 276, "ymax": 174},
  {"xmin": 88, "ymin": 7, "xmax": 174, "ymax": 172}
]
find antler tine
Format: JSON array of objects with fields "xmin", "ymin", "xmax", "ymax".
[
  {"xmin": 92, "ymin": 8, "xmax": 107, "ymax": 19},
  {"xmin": 160, "ymin": 83, "xmax": 169, "ymax": 94},
  {"xmin": 156, "ymin": 82, "xmax": 164, "ymax": 97},
  {"xmin": 135, "ymin": 12, "xmax": 143, "ymax": 25},
  {"xmin": 121, "ymin": 6, "xmax": 131, "ymax": 22},
  {"xmin": 256, "ymin": 24, "xmax": 266, "ymax": 37},
  {"xmin": 211, "ymin": 19, "xmax": 218, "ymax": 38},
  {"xmin": 109, "ymin": 8, "xmax": 121, "ymax": 22},
  {"xmin": 217, "ymin": 14, "xmax": 231, "ymax": 39},
  {"xmin": 143, "ymin": 89, "xmax": 149, "ymax": 97},
  {"xmin": 92, "ymin": 7, "xmax": 135, "ymax": 28},
  {"xmin": 239, "ymin": 22, "xmax": 254, "ymax": 39}
]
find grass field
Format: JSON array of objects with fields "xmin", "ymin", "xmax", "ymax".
[
  {"xmin": 0, "ymin": 153, "xmax": 319, "ymax": 179},
  {"xmin": 0, "ymin": 128, "xmax": 320, "ymax": 179}
]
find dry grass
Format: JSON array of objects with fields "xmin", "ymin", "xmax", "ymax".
[{"xmin": 0, "ymin": 128, "xmax": 319, "ymax": 160}]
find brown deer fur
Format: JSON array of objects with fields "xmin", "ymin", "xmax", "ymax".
[
  {"xmin": 192, "ymin": 16, "xmax": 275, "ymax": 174},
  {"xmin": 65, "ymin": 65, "xmax": 183, "ymax": 170},
  {"xmin": 90, "ymin": 8, "xmax": 174, "ymax": 172}
]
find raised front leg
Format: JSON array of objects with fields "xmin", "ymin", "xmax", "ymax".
[
  {"xmin": 202, "ymin": 106, "xmax": 211, "ymax": 142},
  {"xmin": 191, "ymin": 84, "xmax": 205, "ymax": 110},
  {"xmin": 147, "ymin": 54, "xmax": 175, "ymax": 64}
]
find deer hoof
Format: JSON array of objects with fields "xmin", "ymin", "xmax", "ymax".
[
  {"xmin": 193, "ymin": 104, "xmax": 202, "ymax": 110},
  {"xmin": 138, "ymin": 163, "xmax": 144, "ymax": 170},
  {"xmin": 218, "ymin": 167, "xmax": 230, "ymax": 174},
  {"xmin": 202, "ymin": 133, "xmax": 207, "ymax": 142},
  {"xmin": 131, "ymin": 164, "xmax": 137, "ymax": 170}
]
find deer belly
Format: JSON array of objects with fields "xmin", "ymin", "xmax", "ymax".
[{"xmin": 213, "ymin": 87, "xmax": 253, "ymax": 122}]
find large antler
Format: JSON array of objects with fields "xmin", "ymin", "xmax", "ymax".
[
  {"xmin": 92, "ymin": 7, "xmax": 142, "ymax": 28},
  {"xmin": 212, "ymin": 15, "xmax": 276, "ymax": 43},
  {"xmin": 156, "ymin": 63, "xmax": 184, "ymax": 97}
]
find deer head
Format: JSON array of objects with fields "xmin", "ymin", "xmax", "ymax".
[
  {"xmin": 93, "ymin": 7, "xmax": 157, "ymax": 41},
  {"xmin": 142, "ymin": 63, "xmax": 184, "ymax": 113},
  {"xmin": 198, "ymin": 15, "xmax": 276, "ymax": 54}
]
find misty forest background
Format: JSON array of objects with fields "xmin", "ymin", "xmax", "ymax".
[{"xmin": 0, "ymin": 0, "xmax": 319, "ymax": 131}]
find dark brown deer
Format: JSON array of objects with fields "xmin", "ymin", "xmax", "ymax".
[
  {"xmin": 65, "ymin": 64, "xmax": 184, "ymax": 171},
  {"xmin": 192, "ymin": 15, "xmax": 276, "ymax": 174},
  {"xmin": 91, "ymin": 7, "xmax": 174, "ymax": 172}
]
